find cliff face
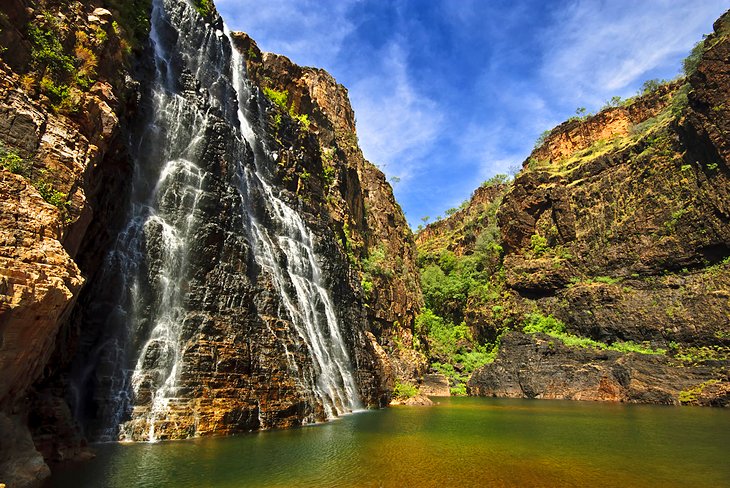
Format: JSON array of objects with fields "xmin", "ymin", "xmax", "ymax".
[
  {"xmin": 0, "ymin": 0, "xmax": 140, "ymax": 484},
  {"xmin": 417, "ymin": 12, "xmax": 730, "ymax": 406},
  {"xmin": 0, "ymin": 0, "xmax": 420, "ymax": 485},
  {"xmin": 237, "ymin": 35, "xmax": 424, "ymax": 381}
]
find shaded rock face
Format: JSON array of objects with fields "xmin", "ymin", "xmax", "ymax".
[
  {"xmin": 1, "ymin": 0, "xmax": 418, "ymax": 483},
  {"xmin": 66, "ymin": 0, "xmax": 390, "ymax": 443},
  {"xmin": 493, "ymin": 13, "xmax": 730, "ymax": 354},
  {"xmin": 0, "ymin": 0, "xmax": 139, "ymax": 484},
  {"xmin": 468, "ymin": 332, "xmax": 725, "ymax": 405},
  {"xmin": 236, "ymin": 34, "xmax": 424, "ymax": 381},
  {"xmin": 418, "ymin": 12, "xmax": 730, "ymax": 405}
]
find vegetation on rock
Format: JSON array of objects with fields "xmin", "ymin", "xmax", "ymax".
[{"xmin": 416, "ymin": 18, "xmax": 730, "ymax": 403}]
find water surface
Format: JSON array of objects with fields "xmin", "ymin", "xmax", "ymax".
[{"xmin": 47, "ymin": 397, "xmax": 730, "ymax": 487}]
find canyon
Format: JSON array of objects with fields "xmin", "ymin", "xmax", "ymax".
[{"xmin": 0, "ymin": 0, "xmax": 727, "ymax": 486}]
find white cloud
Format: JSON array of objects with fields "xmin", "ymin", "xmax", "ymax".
[
  {"xmin": 541, "ymin": 0, "xmax": 728, "ymax": 108},
  {"xmin": 349, "ymin": 41, "xmax": 443, "ymax": 182},
  {"xmin": 215, "ymin": 0, "xmax": 361, "ymax": 68}
]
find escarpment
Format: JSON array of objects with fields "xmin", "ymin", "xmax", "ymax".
[
  {"xmin": 1, "ymin": 1, "xmax": 729, "ymax": 486},
  {"xmin": 0, "ymin": 0, "xmax": 144, "ymax": 484},
  {"xmin": 236, "ymin": 34, "xmax": 425, "ymax": 381},
  {"xmin": 0, "ymin": 0, "xmax": 421, "ymax": 485},
  {"xmin": 416, "ymin": 12, "xmax": 730, "ymax": 406}
]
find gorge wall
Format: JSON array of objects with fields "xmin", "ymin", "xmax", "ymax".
[
  {"xmin": 416, "ymin": 12, "xmax": 730, "ymax": 406},
  {"xmin": 0, "ymin": 0, "xmax": 421, "ymax": 485}
]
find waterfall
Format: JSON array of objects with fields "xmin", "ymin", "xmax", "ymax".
[{"xmin": 82, "ymin": 0, "xmax": 362, "ymax": 442}]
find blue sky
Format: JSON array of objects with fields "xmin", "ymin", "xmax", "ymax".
[{"xmin": 215, "ymin": 0, "xmax": 728, "ymax": 227}]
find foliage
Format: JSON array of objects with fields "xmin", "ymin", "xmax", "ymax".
[
  {"xmin": 1, "ymin": 145, "xmax": 70, "ymax": 218},
  {"xmin": 360, "ymin": 279, "xmax": 374, "ymax": 298},
  {"xmin": 293, "ymin": 112, "xmax": 310, "ymax": 130},
  {"xmin": 533, "ymin": 129, "xmax": 551, "ymax": 150},
  {"xmin": 193, "ymin": 0, "xmax": 214, "ymax": 17},
  {"xmin": 522, "ymin": 313, "xmax": 565, "ymax": 334},
  {"xmin": 522, "ymin": 313, "xmax": 665, "ymax": 355},
  {"xmin": 679, "ymin": 379, "xmax": 720, "ymax": 404},
  {"xmin": 104, "ymin": 0, "xmax": 152, "ymax": 49},
  {"xmin": 321, "ymin": 148, "xmax": 336, "ymax": 187},
  {"xmin": 481, "ymin": 173, "xmax": 510, "ymax": 188},
  {"xmin": 640, "ymin": 79, "xmax": 665, "ymax": 95},
  {"xmin": 603, "ymin": 95, "xmax": 624, "ymax": 109},
  {"xmin": 593, "ymin": 276, "xmax": 621, "ymax": 285},
  {"xmin": 393, "ymin": 381, "xmax": 418, "ymax": 400},
  {"xmin": 416, "ymin": 308, "xmax": 471, "ymax": 358},
  {"xmin": 416, "ymin": 308, "xmax": 502, "ymax": 396},
  {"xmin": 263, "ymin": 87, "xmax": 312, "ymax": 132},
  {"xmin": 0, "ymin": 147, "xmax": 30, "ymax": 176},
  {"xmin": 35, "ymin": 179, "xmax": 68, "ymax": 211},
  {"xmin": 674, "ymin": 345, "xmax": 730, "ymax": 363},
  {"xmin": 362, "ymin": 245, "xmax": 392, "ymax": 278},
  {"xmin": 28, "ymin": 20, "xmax": 75, "ymax": 74},
  {"xmin": 263, "ymin": 87, "xmax": 289, "ymax": 111},
  {"xmin": 682, "ymin": 39, "xmax": 705, "ymax": 76},
  {"xmin": 530, "ymin": 234, "xmax": 549, "ymax": 256}
]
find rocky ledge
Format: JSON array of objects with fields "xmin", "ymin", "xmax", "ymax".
[{"xmin": 468, "ymin": 332, "xmax": 730, "ymax": 406}]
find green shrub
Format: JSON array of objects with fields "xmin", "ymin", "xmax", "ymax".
[
  {"xmin": 683, "ymin": 39, "xmax": 705, "ymax": 76},
  {"xmin": 28, "ymin": 21, "xmax": 74, "ymax": 74},
  {"xmin": 594, "ymin": 276, "xmax": 621, "ymax": 285},
  {"xmin": 609, "ymin": 341, "xmax": 665, "ymax": 355},
  {"xmin": 0, "ymin": 149, "xmax": 30, "ymax": 176},
  {"xmin": 640, "ymin": 79, "xmax": 665, "ymax": 95},
  {"xmin": 481, "ymin": 173, "xmax": 510, "ymax": 188},
  {"xmin": 522, "ymin": 312, "xmax": 664, "ymax": 355},
  {"xmin": 393, "ymin": 381, "xmax": 418, "ymax": 400},
  {"xmin": 533, "ymin": 129, "xmax": 551, "ymax": 150},
  {"xmin": 293, "ymin": 113, "xmax": 310, "ymax": 130},
  {"xmin": 362, "ymin": 245, "xmax": 392, "ymax": 278},
  {"xmin": 522, "ymin": 313, "xmax": 565, "ymax": 334},
  {"xmin": 360, "ymin": 279, "xmax": 373, "ymax": 297},
  {"xmin": 530, "ymin": 234, "xmax": 549, "ymax": 256},
  {"xmin": 263, "ymin": 87, "xmax": 289, "ymax": 111},
  {"xmin": 679, "ymin": 379, "xmax": 720, "ymax": 404},
  {"xmin": 193, "ymin": 0, "xmax": 214, "ymax": 17}
]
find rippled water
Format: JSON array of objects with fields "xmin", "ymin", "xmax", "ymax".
[{"xmin": 46, "ymin": 397, "xmax": 730, "ymax": 487}]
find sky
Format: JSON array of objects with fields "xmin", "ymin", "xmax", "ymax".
[{"xmin": 215, "ymin": 0, "xmax": 728, "ymax": 228}]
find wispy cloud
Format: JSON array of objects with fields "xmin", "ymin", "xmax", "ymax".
[
  {"xmin": 349, "ymin": 41, "xmax": 444, "ymax": 182},
  {"xmin": 215, "ymin": 0, "xmax": 361, "ymax": 68},
  {"xmin": 214, "ymin": 0, "xmax": 728, "ymax": 227},
  {"xmin": 540, "ymin": 0, "xmax": 727, "ymax": 108}
]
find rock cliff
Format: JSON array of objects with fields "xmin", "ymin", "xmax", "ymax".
[
  {"xmin": 417, "ymin": 12, "xmax": 730, "ymax": 406},
  {"xmin": 0, "ymin": 0, "xmax": 141, "ymax": 484},
  {"xmin": 236, "ymin": 34, "xmax": 424, "ymax": 381},
  {"xmin": 0, "ymin": 0, "xmax": 420, "ymax": 485}
]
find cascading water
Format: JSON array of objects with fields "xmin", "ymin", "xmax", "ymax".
[{"xmin": 80, "ymin": 0, "xmax": 362, "ymax": 442}]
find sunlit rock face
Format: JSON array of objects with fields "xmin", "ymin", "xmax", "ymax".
[
  {"xmin": 422, "ymin": 12, "xmax": 730, "ymax": 406},
  {"xmin": 66, "ymin": 0, "xmax": 396, "ymax": 443}
]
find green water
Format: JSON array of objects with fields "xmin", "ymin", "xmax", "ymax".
[{"xmin": 46, "ymin": 397, "xmax": 730, "ymax": 487}]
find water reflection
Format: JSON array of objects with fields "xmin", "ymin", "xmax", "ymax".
[{"xmin": 47, "ymin": 397, "xmax": 730, "ymax": 488}]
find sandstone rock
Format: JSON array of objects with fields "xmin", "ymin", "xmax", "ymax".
[
  {"xmin": 0, "ymin": 0, "xmax": 141, "ymax": 482},
  {"xmin": 0, "ymin": 413, "xmax": 51, "ymax": 488},
  {"xmin": 237, "ymin": 33, "xmax": 423, "ymax": 385},
  {"xmin": 403, "ymin": 393, "xmax": 434, "ymax": 406},
  {"xmin": 468, "ymin": 332, "xmax": 717, "ymax": 404},
  {"xmin": 390, "ymin": 392, "xmax": 434, "ymax": 406},
  {"xmin": 420, "ymin": 373, "xmax": 450, "ymax": 397},
  {"xmin": 417, "ymin": 12, "xmax": 730, "ymax": 407}
]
